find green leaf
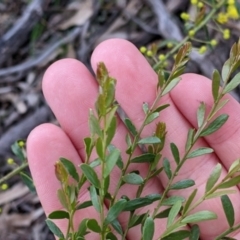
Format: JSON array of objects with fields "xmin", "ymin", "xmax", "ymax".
[
  {"xmin": 57, "ymin": 189, "xmax": 69, "ymax": 210},
  {"xmin": 185, "ymin": 128, "xmax": 195, "ymax": 152},
  {"xmin": 182, "ymin": 189, "xmax": 197, "ymax": 215},
  {"xmin": 162, "ymin": 196, "xmax": 185, "ymax": 206},
  {"xmin": 104, "ymin": 148, "xmax": 120, "ymax": 178},
  {"xmin": 89, "ymin": 109, "xmax": 102, "ymax": 137},
  {"xmin": 212, "ymin": 70, "xmax": 221, "ymax": 101},
  {"xmin": 205, "ymin": 190, "xmax": 236, "ymax": 199},
  {"xmin": 205, "ymin": 163, "xmax": 222, "ymax": 193},
  {"xmin": 221, "ymin": 195, "xmax": 235, "ymax": 227},
  {"xmin": 124, "ymin": 118, "xmax": 138, "ymax": 136},
  {"xmin": 96, "ymin": 137, "xmax": 104, "ymax": 159},
  {"xmin": 60, "ymin": 158, "xmax": 79, "ymax": 182},
  {"xmin": 145, "ymin": 112, "xmax": 159, "ymax": 125},
  {"xmin": 111, "ymin": 219, "xmax": 123, "ymax": 234},
  {"xmin": 87, "ymin": 219, "xmax": 101, "ymax": 233},
  {"xmin": 229, "ymin": 159, "xmax": 240, "ymax": 175},
  {"xmin": 167, "ymin": 200, "xmax": 182, "ymax": 227},
  {"xmin": 162, "ymin": 230, "xmax": 190, "ymax": 240},
  {"xmin": 90, "ymin": 186, "xmax": 100, "ymax": 213},
  {"xmin": 84, "ymin": 137, "xmax": 92, "ymax": 158},
  {"xmin": 106, "ymin": 116, "xmax": 117, "ymax": 146},
  {"xmin": 170, "ymin": 179, "xmax": 195, "ymax": 190},
  {"xmin": 76, "ymin": 200, "xmax": 92, "ymax": 210},
  {"xmin": 153, "ymin": 104, "xmax": 170, "ymax": 113},
  {"xmin": 218, "ymin": 176, "xmax": 240, "ymax": 189},
  {"xmin": 46, "ymin": 219, "xmax": 64, "ymax": 238},
  {"xmin": 48, "ymin": 210, "xmax": 69, "ymax": 219},
  {"xmin": 89, "ymin": 158, "xmax": 101, "ymax": 168},
  {"xmin": 197, "ymin": 102, "xmax": 205, "ymax": 128},
  {"xmin": 170, "ymin": 143, "xmax": 180, "ymax": 165},
  {"xmin": 214, "ymin": 99, "xmax": 229, "ymax": 113},
  {"xmin": 158, "ymin": 69, "xmax": 165, "ymax": 88},
  {"xmin": 104, "ymin": 174, "xmax": 110, "ymax": 196},
  {"xmin": 223, "ymin": 72, "xmax": 240, "ymax": 94},
  {"xmin": 187, "ymin": 147, "xmax": 213, "ymax": 159},
  {"xmin": 221, "ymin": 59, "xmax": 230, "ymax": 82},
  {"xmin": 138, "ymin": 136, "xmax": 161, "ymax": 144},
  {"xmin": 11, "ymin": 141, "xmax": 25, "ymax": 162},
  {"xmin": 163, "ymin": 158, "xmax": 172, "ymax": 179},
  {"xmin": 200, "ymin": 114, "xmax": 229, "ymax": 136},
  {"xmin": 123, "ymin": 194, "xmax": 161, "ymax": 211},
  {"xmin": 155, "ymin": 208, "xmax": 171, "ymax": 218},
  {"xmin": 77, "ymin": 218, "xmax": 88, "ymax": 236},
  {"xmin": 142, "ymin": 102, "xmax": 149, "ymax": 115},
  {"xmin": 190, "ymin": 225, "xmax": 200, "ymax": 240},
  {"xmin": 80, "ymin": 164, "xmax": 100, "ymax": 188},
  {"xmin": 104, "ymin": 199, "xmax": 127, "ymax": 226},
  {"xmin": 142, "ymin": 216, "xmax": 154, "ymax": 240},
  {"xmin": 106, "ymin": 232, "xmax": 118, "ymax": 240},
  {"xmin": 130, "ymin": 153, "xmax": 156, "ymax": 163},
  {"xmin": 181, "ymin": 211, "xmax": 217, "ymax": 223},
  {"xmin": 20, "ymin": 172, "xmax": 35, "ymax": 192},
  {"xmin": 122, "ymin": 173, "xmax": 144, "ymax": 185},
  {"xmin": 129, "ymin": 213, "xmax": 146, "ymax": 228},
  {"xmin": 162, "ymin": 77, "xmax": 181, "ymax": 96}
]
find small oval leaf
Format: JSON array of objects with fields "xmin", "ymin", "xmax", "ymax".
[
  {"xmin": 221, "ymin": 195, "xmax": 235, "ymax": 228},
  {"xmin": 200, "ymin": 114, "xmax": 229, "ymax": 137},
  {"xmin": 187, "ymin": 147, "xmax": 213, "ymax": 159},
  {"xmin": 205, "ymin": 163, "xmax": 222, "ymax": 193},
  {"xmin": 170, "ymin": 179, "xmax": 195, "ymax": 190},
  {"xmin": 80, "ymin": 164, "xmax": 100, "ymax": 188},
  {"xmin": 138, "ymin": 136, "xmax": 161, "ymax": 144},
  {"xmin": 181, "ymin": 211, "xmax": 217, "ymax": 224},
  {"xmin": 122, "ymin": 173, "xmax": 144, "ymax": 185},
  {"xmin": 142, "ymin": 216, "xmax": 154, "ymax": 240}
]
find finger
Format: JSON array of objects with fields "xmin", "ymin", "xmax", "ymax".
[
  {"xmin": 42, "ymin": 59, "xmax": 98, "ymax": 153},
  {"xmin": 27, "ymin": 124, "xmax": 100, "ymax": 239},
  {"xmin": 170, "ymin": 73, "xmax": 240, "ymax": 170},
  {"xmin": 41, "ymin": 58, "xmax": 166, "ymax": 238},
  {"xmin": 91, "ymin": 39, "xmax": 240, "ymax": 238}
]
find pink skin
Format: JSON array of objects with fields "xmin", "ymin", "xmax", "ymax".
[{"xmin": 27, "ymin": 39, "xmax": 240, "ymax": 239}]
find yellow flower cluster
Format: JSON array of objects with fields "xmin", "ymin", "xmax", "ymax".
[
  {"xmin": 217, "ymin": 0, "xmax": 239, "ymax": 24},
  {"xmin": 1, "ymin": 183, "xmax": 8, "ymax": 190},
  {"xmin": 223, "ymin": 29, "xmax": 231, "ymax": 39}
]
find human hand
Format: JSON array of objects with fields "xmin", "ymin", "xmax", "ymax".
[{"xmin": 27, "ymin": 39, "xmax": 240, "ymax": 239}]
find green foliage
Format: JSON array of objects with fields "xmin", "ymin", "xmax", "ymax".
[{"xmin": 44, "ymin": 45, "xmax": 240, "ymax": 239}]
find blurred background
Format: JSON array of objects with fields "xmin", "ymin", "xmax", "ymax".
[{"xmin": 0, "ymin": 0, "xmax": 239, "ymax": 239}]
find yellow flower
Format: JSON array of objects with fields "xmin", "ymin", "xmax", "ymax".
[
  {"xmin": 140, "ymin": 46, "xmax": 147, "ymax": 54},
  {"xmin": 227, "ymin": 5, "xmax": 239, "ymax": 19},
  {"xmin": 198, "ymin": 45, "xmax": 207, "ymax": 54},
  {"xmin": 146, "ymin": 50, "xmax": 153, "ymax": 57},
  {"xmin": 180, "ymin": 12, "xmax": 190, "ymax": 21},
  {"xmin": 7, "ymin": 158, "xmax": 14, "ymax": 165},
  {"xmin": 167, "ymin": 42, "xmax": 173, "ymax": 48},
  {"xmin": 228, "ymin": 0, "xmax": 235, "ymax": 4},
  {"xmin": 210, "ymin": 39, "xmax": 218, "ymax": 47},
  {"xmin": 18, "ymin": 140, "xmax": 25, "ymax": 147},
  {"xmin": 216, "ymin": 12, "xmax": 229, "ymax": 24},
  {"xmin": 1, "ymin": 184, "xmax": 8, "ymax": 190},
  {"xmin": 191, "ymin": 0, "xmax": 198, "ymax": 5},
  {"xmin": 223, "ymin": 29, "xmax": 230, "ymax": 39},
  {"xmin": 158, "ymin": 54, "xmax": 165, "ymax": 61},
  {"xmin": 197, "ymin": 2, "xmax": 204, "ymax": 8},
  {"xmin": 188, "ymin": 30, "xmax": 195, "ymax": 37}
]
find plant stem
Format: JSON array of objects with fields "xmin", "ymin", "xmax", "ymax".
[
  {"xmin": 153, "ymin": 0, "xmax": 226, "ymax": 70},
  {"xmin": 215, "ymin": 223, "xmax": 240, "ymax": 239},
  {"xmin": 0, "ymin": 162, "xmax": 28, "ymax": 185}
]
